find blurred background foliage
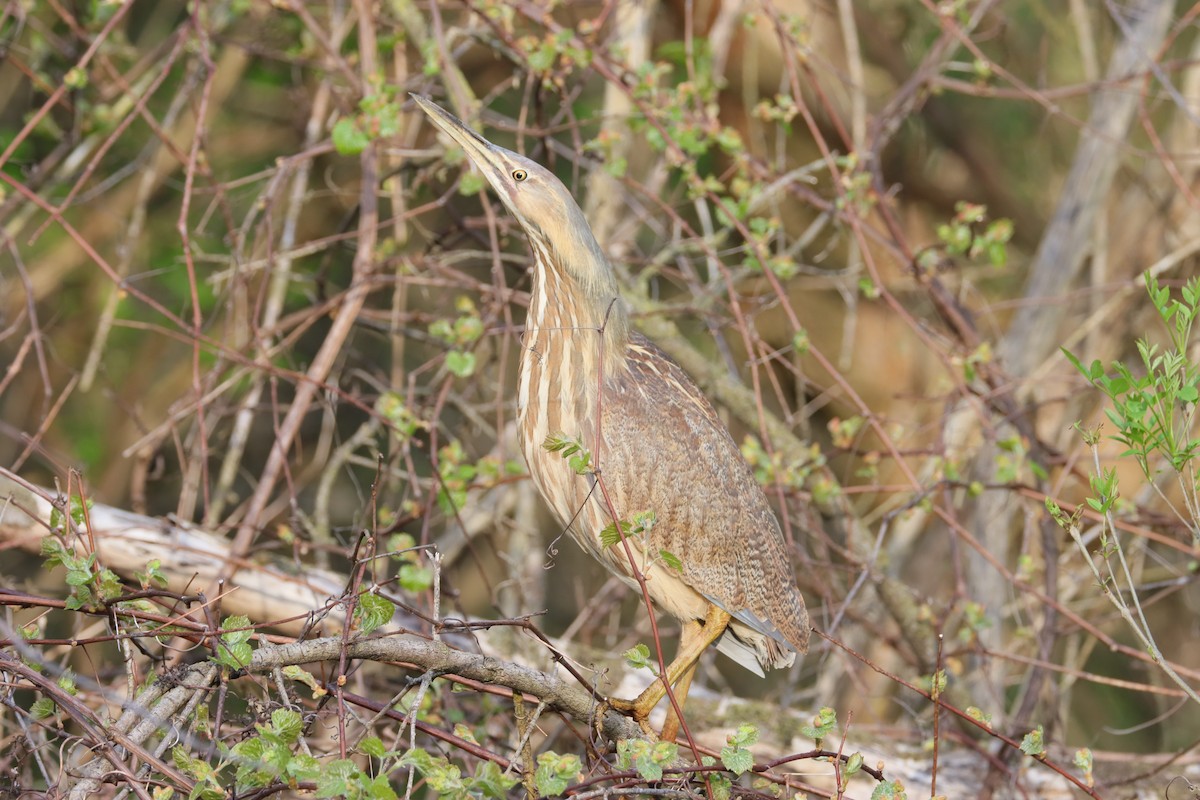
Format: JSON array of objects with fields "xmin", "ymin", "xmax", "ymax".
[{"xmin": 1, "ymin": 0, "xmax": 1199, "ymax": 794}]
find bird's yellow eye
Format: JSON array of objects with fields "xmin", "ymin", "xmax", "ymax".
[{"xmin": 512, "ymin": 169, "xmax": 528, "ymax": 182}]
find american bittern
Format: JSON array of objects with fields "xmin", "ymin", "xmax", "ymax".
[{"xmin": 413, "ymin": 95, "xmax": 810, "ymax": 739}]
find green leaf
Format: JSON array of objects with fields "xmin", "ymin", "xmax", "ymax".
[
  {"xmin": 792, "ymin": 328, "xmax": 810, "ymax": 355},
  {"xmin": 366, "ymin": 774, "xmax": 398, "ymax": 800},
  {"xmin": 220, "ymin": 615, "xmax": 253, "ymax": 646},
  {"xmin": 29, "ymin": 697, "xmax": 55, "ymax": 719},
  {"xmin": 174, "ymin": 745, "xmax": 222, "ymax": 800},
  {"xmin": 270, "ymin": 708, "xmax": 303, "ymax": 743},
  {"xmin": 172, "ymin": 745, "xmax": 199, "ymax": 776},
  {"xmin": 214, "ymin": 615, "xmax": 254, "ymax": 669},
  {"xmin": 429, "ymin": 318, "xmax": 454, "ymax": 343},
  {"xmin": 541, "ymin": 433, "xmax": 567, "ymax": 452},
  {"xmin": 1074, "ymin": 747, "xmax": 1094, "ymax": 785},
  {"xmin": 472, "ymin": 761, "xmax": 520, "ymax": 798},
  {"xmin": 399, "ymin": 563, "xmax": 433, "ymax": 592},
  {"xmin": 332, "ymin": 118, "xmax": 369, "ymax": 155},
  {"xmin": 720, "ymin": 723, "xmax": 758, "ymax": 774},
  {"xmin": 231, "ymin": 737, "xmax": 271, "ymax": 789},
  {"xmin": 1060, "ymin": 348, "xmax": 1087, "ymax": 380},
  {"xmin": 527, "ymin": 44, "xmax": 556, "ymax": 72},
  {"xmin": 728, "ymin": 723, "xmax": 758, "ymax": 747},
  {"xmin": 218, "ymin": 642, "xmax": 253, "ymax": 670},
  {"xmin": 67, "ymin": 495, "xmax": 92, "ymax": 527},
  {"xmin": 708, "ymin": 772, "xmax": 733, "ymax": 800},
  {"xmin": 453, "ymin": 315, "xmax": 484, "ymax": 343},
  {"xmin": 52, "ymin": 668, "xmax": 78, "ymax": 696},
  {"xmin": 355, "ymin": 592, "xmax": 395, "ymax": 635},
  {"xmin": 315, "ymin": 759, "xmax": 358, "ymax": 798},
  {"xmin": 617, "ymin": 739, "xmax": 677, "ymax": 781},
  {"xmin": 605, "ymin": 156, "xmax": 628, "ymax": 178},
  {"xmin": 64, "ymin": 66, "xmax": 88, "ymax": 89},
  {"xmin": 94, "ymin": 567, "xmax": 122, "ymax": 600},
  {"xmin": 857, "ymin": 276, "xmax": 880, "ymax": 299},
  {"xmin": 632, "ymin": 510, "xmax": 657, "ymax": 532},
  {"xmin": 986, "ymin": 240, "xmax": 1008, "ymax": 267},
  {"xmin": 623, "ymin": 643, "xmax": 653, "ymax": 671},
  {"xmin": 400, "ymin": 748, "xmax": 465, "ymax": 795},
  {"xmin": 844, "ymin": 751, "xmax": 863, "ymax": 776},
  {"xmin": 600, "ymin": 520, "xmax": 631, "ymax": 548},
  {"xmin": 190, "ymin": 781, "xmax": 227, "ymax": 800},
  {"xmin": 542, "ymin": 432, "xmax": 593, "ymax": 475},
  {"xmin": 135, "ymin": 558, "xmax": 169, "ymax": 589},
  {"xmin": 426, "ymin": 765, "xmax": 467, "ymax": 795},
  {"xmin": 928, "ymin": 668, "xmax": 947, "ymax": 699},
  {"xmin": 453, "ymin": 723, "xmax": 479, "ymax": 745},
  {"xmin": 359, "ymin": 735, "xmax": 387, "ymax": 758},
  {"xmin": 287, "ymin": 752, "xmax": 322, "ymax": 784},
  {"xmin": 283, "ymin": 665, "xmax": 328, "ymax": 698},
  {"xmin": 40, "ymin": 536, "xmax": 68, "ymax": 567},
  {"xmin": 567, "ymin": 451, "xmax": 591, "ymax": 474},
  {"xmin": 445, "ymin": 350, "xmax": 476, "ymax": 377},
  {"xmin": 659, "ymin": 550, "xmax": 682, "ymax": 571},
  {"xmin": 65, "ymin": 569, "xmax": 93, "ymax": 586},
  {"xmin": 458, "ymin": 171, "xmax": 485, "ymax": 196},
  {"xmin": 800, "ymin": 706, "xmax": 837, "ymax": 741},
  {"xmin": 1020, "ymin": 724, "xmax": 1046, "ymax": 756},
  {"xmin": 870, "ymin": 779, "xmax": 908, "ymax": 800},
  {"xmin": 437, "ymin": 483, "xmax": 467, "ymax": 515},
  {"xmin": 965, "ymin": 705, "xmax": 992, "ymax": 728},
  {"xmin": 534, "ymin": 752, "xmax": 580, "ymax": 797},
  {"xmin": 399, "ymin": 747, "xmax": 433, "ymax": 772},
  {"xmin": 720, "ymin": 744, "xmax": 753, "ymax": 775}
]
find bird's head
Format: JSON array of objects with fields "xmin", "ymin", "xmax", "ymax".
[{"xmin": 412, "ymin": 95, "xmax": 622, "ymax": 310}]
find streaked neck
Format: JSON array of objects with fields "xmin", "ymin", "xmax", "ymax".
[
  {"xmin": 527, "ymin": 261, "xmax": 627, "ymax": 370},
  {"xmin": 524, "ymin": 231, "xmax": 629, "ymax": 373}
]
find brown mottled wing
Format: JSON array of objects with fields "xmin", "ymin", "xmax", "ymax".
[{"xmin": 599, "ymin": 332, "xmax": 810, "ymax": 654}]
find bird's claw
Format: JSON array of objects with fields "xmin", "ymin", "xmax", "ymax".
[{"xmin": 605, "ymin": 696, "xmax": 658, "ymax": 738}]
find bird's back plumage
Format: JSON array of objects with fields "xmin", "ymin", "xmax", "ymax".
[{"xmin": 595, "ymin": 333, "xmax": 811, "ymax": 669}]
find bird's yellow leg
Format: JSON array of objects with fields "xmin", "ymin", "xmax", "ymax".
[
  {"xmin": 610, "ymin": 605, "xmax": 732, "ymax": 736},
  {"xmin": 659, "ymin": 661, "xmax": 696, "ymax": 743}
]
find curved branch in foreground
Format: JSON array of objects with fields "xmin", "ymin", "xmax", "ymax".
[{"xmin": 250, "ymin": 634, "xmax": 645, "ymax": 742}]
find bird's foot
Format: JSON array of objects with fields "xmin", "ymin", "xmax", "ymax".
[{"xmin": 604, "ymin": 696, "xmax": 658, "ymax": 738}]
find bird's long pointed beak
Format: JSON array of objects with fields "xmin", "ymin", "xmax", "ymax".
[{"xmin": 410, "ymin": 94, "xmax": 507, "ymax": 180}]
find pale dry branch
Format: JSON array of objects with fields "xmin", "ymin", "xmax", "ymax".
[{"xmin": 0, "ymin": 472, "xmax": 348, "ymax": 634}]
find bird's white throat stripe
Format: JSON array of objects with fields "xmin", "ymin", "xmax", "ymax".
[{"xmin": 518, "ymin": 247, "xmax": 608, "ymax": 532}]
